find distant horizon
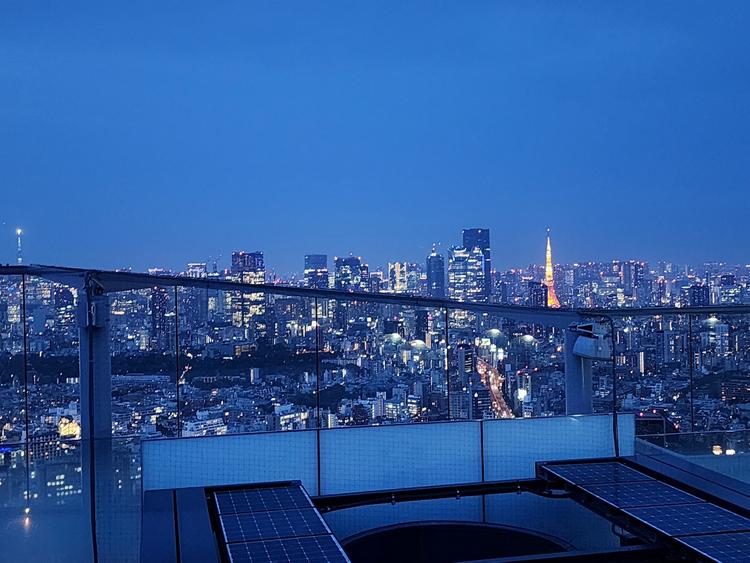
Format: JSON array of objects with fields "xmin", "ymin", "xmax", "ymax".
[{"xmin": 6, "ymin": 226, "xmax": 749, "ymax": 278}]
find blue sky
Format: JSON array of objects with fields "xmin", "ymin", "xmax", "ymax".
[{"xmin": 2, "ymin": 2, "xmax": 749, "ymax": 274}]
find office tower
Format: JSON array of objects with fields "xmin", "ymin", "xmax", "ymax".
[
  {"xmin": 415, "ymin": 309, "xmax": 429, "ymax": 342},
  {"xmin": 448, "ymin": 247, "xmax": 485, "ymax": 303},
  {"xmin": 688, "ymin": 284, "xmax": 710, "ymax": 306},
  {"xmin": 230, "ymin": 251, "xmax": 266, "ymax": 336},
  {"xmin": 471, "ymin": 385, "xmax": 492, "ymax": 420},
  {"xmin": 544, "ymin": 229, "xmax": 561, "ymax": 308},
  {"xmin": 231, "ymin": 251, "xmax": 265, "ymax": 283},
  {"xmin": 426, "ymin": 248, "xmax": 445, "ymax": 298},
  {"xmin": 304, "ymin": 255, "xmax": 329, "ymax": 289},
  {"xmin": 456, "ymin": 343, "xmax": 474, "ymax": 386},
  {"xmin": 150, "ymin": 286, "xmax": 170, "ymax": 350},
  {"xmin": 527, "ymin": 281, "xmax": 548, "ymax": 308},
  {"xmin": 718, "ymin": 274, "xmax": 742, "ymax": 305},
  {"xmin": 621, "ymin": 260, "xmax": 645, "ymax": 298},
  {"xmin": 463, "ymin": 228, "xmax": 491, "ymax": 299},
  {"xmin": 16, "ymin": 228, "xmax": 23, "ymax": 264},
  {"xmin": 368, "ymin": 272, "xmax": 384, "ymax": 293},
  {"xmin": 334, "ymin": 256, "xmax": 367, "ymax": 291},
  {"xmin": 180, "ymin": 264, "xmax": 209, "ymax": 337},
  {"xmin": 388, "ymin": 262, "xmax": 407, "ymax": 293},
  {"xmin": 405, "ymin": 263, "xmax": 421, "ymax": 294},
  {"xmin": 186, "ymin": 263, "xmax": 207, "ymax": 278}
]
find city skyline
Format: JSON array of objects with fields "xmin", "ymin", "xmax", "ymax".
[{"xmin": 5, "ymin": 224, "xmax": 749, "ymax": 278}]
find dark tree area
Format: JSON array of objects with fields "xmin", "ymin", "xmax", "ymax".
[
  {"xmin": 292, "ymin": 384, "xmax": 348, "ymax": 409},
  {"xmin": 0, "ymin": 345, "xmax": 337, "ymax": 386}
]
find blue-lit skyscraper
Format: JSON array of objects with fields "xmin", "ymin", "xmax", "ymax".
[
  {"xmin": 463, "ymin": 228, "xmax": 491, "ymax": 300},
  {"xmin": 304, "ymin": 254, "xmax": 329, "ymax": 289},
  {"xmin": 426, "ymin": 248, "xmax": 445, "ymax": 298}
]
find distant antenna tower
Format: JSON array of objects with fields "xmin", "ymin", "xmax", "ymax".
[{"xmin": 15, "ymin": 228, "xmax": 22, "ymax": 264}]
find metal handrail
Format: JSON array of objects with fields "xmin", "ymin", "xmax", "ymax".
[{"xmin": 3, "ymin": 264, "xmax": 750, "ymax": 319}]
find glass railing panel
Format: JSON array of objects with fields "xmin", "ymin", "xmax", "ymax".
[
  {"xmin": 690, "ymin": 312, "xmax": 750, "ymax": 433},
  {"xmin": 0, "ymin": 436, "xmax": 142, "ymax": 563},
  {"xmin": 448, "ymin": 307, "xmax": 561, "ymax": 420},
  {"xmin": 110, "ymin": 287, "xmax": 178, "ymax": 438},
  {"xmin": 317, "ymin": 299, "xmax": 447, "ymax": 426},
  {"xmin": 319, "ymin": 420, "xmax": 482, "ymax": 494},
  {"xmin": 610, "ymin": 312, "xmax": 750, "ymax": 437},
  {"xmin": 606, "ymin": 314, "xmax": 692, "ymax": 436},
  {"xmin": 25, "ymin": 276, "xmax": 82, "ymax": 444},
  {"xmin": 0, "ymin": 275, "xmax": 25, "ymax": 444},
  {"xmin": 180, "ymin": 288, "xmax": 318, "ymax": 434}
]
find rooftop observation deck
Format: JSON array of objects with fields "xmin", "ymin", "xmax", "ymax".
[{"xmin": 1, "ymin": 265, "xmax": 750, "ymax": 562}]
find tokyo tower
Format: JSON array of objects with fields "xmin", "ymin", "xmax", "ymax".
[{"xmin": 545, "ymin": 228, "xmax": 560, "ymax": 308}]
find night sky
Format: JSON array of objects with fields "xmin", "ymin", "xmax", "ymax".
[{"xmin": 2, "ymin": 2, "xmax": 749, "ymax": 275}]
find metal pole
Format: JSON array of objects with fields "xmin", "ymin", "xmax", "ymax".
[
  {"xmin": 606, "ymin": 316, "xmax": 620, "ymax": 457},
  {"xmin": 174, "ymin": 286, "xmax": 180, "ymax": 438},
  {"xmin": 314, "ymin": 298, "xmax": 322, "ymax": 496},
  {"xmin": 21, "ymin": 275, "xmax": 30, "ymax": 512},
  {"xmin": 688, "ymin": 314, "xmax": 695, "ymax": 431},
  {"xmin": 83, "ymin": 276, "xmax": 100, "ymax": 563},
  {"xmin": 444, "ymin": 308, "xmax": 450, "ymax": 420}
]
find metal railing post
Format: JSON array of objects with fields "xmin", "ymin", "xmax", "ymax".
[{"xmin": 315, "ymin": 298, "xmax": 322, "ymax": 496}]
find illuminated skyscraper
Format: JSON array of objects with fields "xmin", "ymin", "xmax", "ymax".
[
  {"xmin": 463, "ymin": 228, "xmax": 491, "ymax": 299},
  {"xmin": 527, "ymin": 280, "xmax": 548, "ymax": 308},
  {"xmin": 334, "ymin": 255, "xmax": 368, "ymax": 291},
  {"xmin": 186, "ymin": 263, "xmax": 207, "ymax": 278},
  {"xmin": 388, "ymin": 262, "xmax": 407, "ymax": 293},
  {"xmin": 231, "ymin": 251, "xmax": 265, "ymax": 281},
  {"xmin": 544, "ymin": 229, "xmax": 560, "ymax": 308},
  {"xmin": 304, "ymin": 254, "xmax": 329, "ymax": 289},
  {"xmin": 16, "ymin": 228, "xmax": 23, "ymax": 264},
  {"xmin": 426, "ymin": 248, "xmax": 445, "ymax": 298},
  {"xmin": 448, "ymin": 246, "xmax": 485, "ymax": 303},
  {"xmin": 230, "ymin": 251, "xmax": 266, "ymax": 335},
  {"xmin": 150, "ymin": 286, "xmax": 170, "ymax": 350}
]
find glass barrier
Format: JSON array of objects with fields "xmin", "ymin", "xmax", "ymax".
[
  {"xmin": 5, "ymin": 266, "xmax": 750, "ymax": 561},
  {"xmin": 606, "ymin": 312, "xmax": 750, "ymax": 437},
  {"xmin": 0, "ymin": 436, "xmax": 142, "ymax": 563},
  {"xmin": 447, "ymin": 308, "xmax": 569, "ymax": 420},
  {"xmin": 317, "ymin": 300, "xmax": 448, "ymax": 427},
  {"xmin": 178, "ymin": 288, "xmax": 319, "ymax": 435},
  {"xmin": 110, "ymin": 287, "xmax": 178, "ymax": 438},
  {"xmin": 0, "ymin": 275, "xmax": 25, "ymax": 444},
  {"xmin": 25, "ymin": 276, "xmax": 82, "ymax": 448}
]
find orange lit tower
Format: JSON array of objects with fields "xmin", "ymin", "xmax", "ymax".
[{"xmin": 545, "ymin": 228, "xmax": 560, "ymax": 308}]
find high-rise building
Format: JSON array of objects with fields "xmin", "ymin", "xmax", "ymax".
[
  {"xmin": 150, "ymin": 286, "xmax": 170, "ymax": 349},
  {"xmin": 186, "ymin": 263, "xmax": 207, "ymax": 278},
  {"xmin": 415, "ymin": 309, "xmax": 429, "ymax": 342},
  {"xmin": 426, "ymin": 248, "xmax": 445, "ymax": 298},
  {"xmin": 448, "ymin": 247, "xmax": 485, "ymax": 303},
  {"xmin": 527, "ymin": 281, "xmax": 548, "ymax": 308},
  {"xmin": 544, "ymin": 229, "xmax": 561, "ymax": 308},
  {"xmin": 334, "ymin": 256, "xmax": 367, "ymax": 292},
  {"xmin": 388, "ymin": 262, "xmax": 407, "ymax": 293},
  {"xmin": 688, "ymin": 284, "xmax": 710, "ymax": 307},
  {"xmin": 463, "ymin": 228, "xmax": 491, "ymax": 299},
  {"xmin": 230, "ymin": 251, "xmax": 266, "ymax": 336},
  {"xmin": 231, "ymin": 251, "xmax": 265, "ymax": 283},
  {"xmin": 621, "ymin": 261, "xmax": 645, "ymax": 298},
  {"xmin": 16, "ymin": 228, "xmax": 23, "ymax": 264},
  {"xmin": 471, "ymin": 385, "xmax": 493, "ymax": 420},
  {"xmin": 304, "ymin": 255, "xmax": 329, "ymax": 289}
]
